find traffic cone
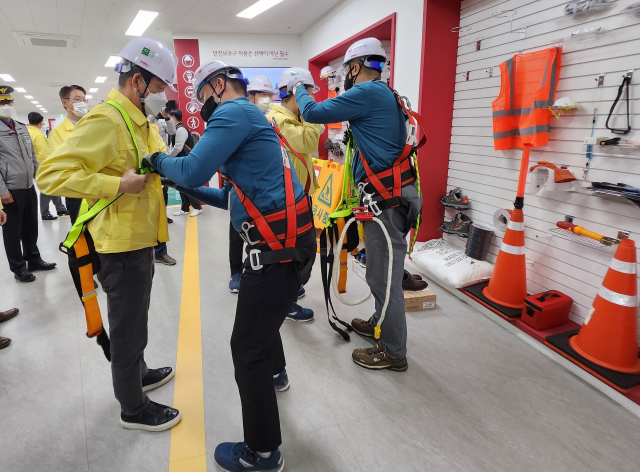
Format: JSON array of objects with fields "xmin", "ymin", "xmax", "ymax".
[
  {"xmin": 482, "ymin": 208, "xmax": 527, "ymax": 308},
  {"xmin": 569, "ymin": 238, "xmax": 640, "ymax": 374}
]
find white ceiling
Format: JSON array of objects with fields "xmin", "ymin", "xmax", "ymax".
[{"xmin": 0, "ymin": 0, "xmax": 343, "ymax": 119}]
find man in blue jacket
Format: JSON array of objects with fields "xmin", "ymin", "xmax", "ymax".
[
  {"xmin": 146, "ymin": 60, "xmax": 316, "ymax": 472},
  {"xmin": 294, "ymin": 38, "xmax": 422, "ymax": 372}
]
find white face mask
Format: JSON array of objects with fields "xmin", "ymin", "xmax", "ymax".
[
  {"xmin": 73, "ymin": 102, "xmax": 89, "ymax": 117},
  {"xmin": 142, "ymin": 91, "xmax": 167, "ymax": 117},
  {"xmin": 256, "ymin": 97, "xmax": 273, "ymax": 113},
  {"xmin": 0, "ymin": 104, "xmax": 14, "ymax": 119}
]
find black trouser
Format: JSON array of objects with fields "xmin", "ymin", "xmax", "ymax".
[
  {"xmin": 39, "ymin": 192, "xmax": 66, "ymax": 216},
  {"xmin": 230, "ymin": 233, "xmax": 316, "ymax": 452},
  {"xmin": 66, "ymin": 197, "xmax": 82, "ymax": 224},
  {"xmin": 180, "ymin": 192, "xmax": 201, "ymax": 212},
  {"xmin": 97, "ymin": 247, "xmax": 154, "ymax": 416},
  {"xmin": 1, "ymin": 187, "xmax": 41, "ymax": 272},
  {"xmin": 154, "ymin": 186, "xmax": 169, "ymax": 259},
  {"xmin": 229, "ymin": 221, "xmax": 245, "ymax": 275}
]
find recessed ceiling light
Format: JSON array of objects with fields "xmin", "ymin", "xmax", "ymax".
[
  {"xmin": 0, "ymin": 74, "xmax": 15, "ymax": 82},
  {"xmin": 31, "ymin": 101, "xmax": 39, "ymax": 104},
  {"xmin": 42, "ymin": 110, "xmax": 48, "ymax": 113},
  {"xmin": 15, "ymin": 87, "xmax": 26, "ymax": 93},
  {"xmin": 95, "ymin": 76, "xmax": 107, "ymax": 83},
  {"xmin": 237, "ymin": 0, "xmax": 285, "ymax": 19},
  {"xmin": 125, "ymin": 10, "xmax": 159, "ymax": 36},
  {"xmin": 86, "ymin": 95, "xmax": 93, "ymax": 99},
  {"xmin": 24, "ymin": 95, "xmax": 34, "ymax": 99},
  {"xmin": 105, "ymin": 56, "xmax": 121, "ymax": 67},
  {"xmin": 89, "ymin": 88, "xmax": 98, "ymax": 93}
]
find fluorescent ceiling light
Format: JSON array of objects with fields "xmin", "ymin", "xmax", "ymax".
[
  {"xmin": 125, "ymin": 10, "xmax": 159, "ymax": 36},
  {"xmin": 15, "ymin": 87, "xmax": 26, "ymax": 93},
  {"xmin": 42, "ymin": 110, "xmax": 48, "ymax": 113},
  {"xmin": 0, "ymin": 74, "xmax": 15, "ymax": 82},
  {"xmin": 89, "ymin": 88, "xmax": 98, "ymax": 93},
  {"xmin": 237, "ymin": 0, "xmax": 285, "ymax": 18},
  {"xmin": 105, "ymin": 56, "xmax": 121, "ymax": 67},
  {"xmin": 95, "ymin": 76, "xmax": 107, "ymax": 83},
  {"xmin": 24, "ymin": 95, "xmax": 33, "ymax": 99},
  {"xmin": 31, "ymin": 101, "xmax": 39, "ymax": 104},
  {"xmin": 86, "ymin": 95, "xmax": 93, "ymax": 99}
]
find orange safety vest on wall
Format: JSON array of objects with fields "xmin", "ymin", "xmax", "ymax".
[{"xmin": 492, "ymin": 47, "xmax": 562, "ymax": 150}]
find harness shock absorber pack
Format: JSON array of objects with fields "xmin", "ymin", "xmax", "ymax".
[
  {"xmin": 59, "ymin": 100, "xmax": 155, "ymax": 361},
  {"xmin": 320, "ymin": 85, "xmax": 426, "ymax": 342}
]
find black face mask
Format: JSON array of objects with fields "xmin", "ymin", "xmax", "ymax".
[
  {"xmin": 200, "ymin": 95, "xmax": 218, "ymax": 122},
  {"xmin": 344, "ymin": 65, "xmax": 360, "ymax": 91}
]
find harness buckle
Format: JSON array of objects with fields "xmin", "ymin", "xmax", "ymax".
[
  {"xmin": 352, "ymin": 206, "xmax": 374, "ymax": 222},
  {"xmin": 249, "ymin": 249, "xmax": 263, "ymax": 270},
  {"xmin": 241, "ymin": 221, "xmax": 260, "ymax": 246},
  {"xmin": 369, "ymin": 199, "xmax": 382, "ymax": 216}
]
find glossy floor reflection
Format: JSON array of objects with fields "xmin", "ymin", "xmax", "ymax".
[{"xmin": 1, "ymin": 205, "xmax": 639, "ymax": 472}]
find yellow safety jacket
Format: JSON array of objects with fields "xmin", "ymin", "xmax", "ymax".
[
  {"xmin": 267, "ymin": 104, "xmax": 320, "ymax": 196},
  {"xmin": 27, "ymin": 126, "xmax": 52, "ymax": 164},
  {"xmin": 36, "ymin": 89, "xmax": 168, "ymax": 253},
  {"xmin": 48, "ymin": 117, "xmax": 76, "ymax": 151}
]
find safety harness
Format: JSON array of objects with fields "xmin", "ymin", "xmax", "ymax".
[
  {"xmin": 320, "ymin": 84, "xmax": 426, "ymax": 341},
  {"xmin": 59, "ymin": 100, "xmax": 153, "ymax": 361},
  {"xmin": 222, "ymin": 120, "xmax": 315, "ymax": 276}
]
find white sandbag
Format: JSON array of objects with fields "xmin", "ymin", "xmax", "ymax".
[{"xmin": 411, "ymin": 239, "xmax": 494, "ymax": 288}]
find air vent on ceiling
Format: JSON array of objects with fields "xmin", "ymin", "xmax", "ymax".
[{"xmin": 13, "ymin": 32, "xmax": 80, "ymax": 49}]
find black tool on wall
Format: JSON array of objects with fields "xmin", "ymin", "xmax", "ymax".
[{"xmin": 605, "ymin": 71, "xmax": 633, "ymax": 135}]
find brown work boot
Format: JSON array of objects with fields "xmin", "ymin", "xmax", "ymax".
[
  {"xmin": 352, "ymin": 342, "xmax": 408, "ymax": 372},
  {"xmin": 351, "ymin": 317, "xmax": 375, "ymax": 338}
]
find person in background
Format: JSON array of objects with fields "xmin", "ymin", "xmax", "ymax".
[
  {"xmin": 0, "ymin": 85, "xmax": 57, "ymax": 283},
  {"xmin": 167, "ymin": 109, "xmax": 202, "ymax": 217},
  {"xmin": 37, "ymin": 37, "xmax": 180, "ymax": 432},
  {"xmin": 27, "ymin": 112, "xmax": 68, "ymax": 220},
  {"xmin": 0, "ymin": 202, "xmax": 20, "ymax": 349},
  {"xmin": 227, "ymin": 75, "xmax": 276, "ymax": 293},
  {"xmin": 266, "ymin": 68, "xmax": 323, "ymax": 322},
  {"xmin": 148, "ymin": 114, "xmax": 173, "ymax": 225},
  {"xmin": 48, "ymin": 85, "xmax": 89, "ymax": 223},
  {"xmin": 148, "ymin": 118, "xmax": 176, "ymax": 266},
  {"xmin": 294, "ymin": 38, "xmax": 422, "ymax": 372}
]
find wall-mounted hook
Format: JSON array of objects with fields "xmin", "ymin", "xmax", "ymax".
[
  {"xmin": 596, "ymin": 72, "xmax": 606, "ymax": 87},
  {"xmin": 624, "ymin": 70, "xmax": 634, "ymax": 80},
  {"xmin": 492, "ymin": 9, "xmax": 518, "ymax": 33},
  {"xmin": 486, "ymin": 66, "xmax": 494, "ymax": 78},
  {"xmin": 452, "ymin": 26, "xmax": 472, "ymax": 44}
]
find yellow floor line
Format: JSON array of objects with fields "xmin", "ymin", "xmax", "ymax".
[{"xmin": 169, "ymin": 216, "xmax": 207, "ymax": 472}]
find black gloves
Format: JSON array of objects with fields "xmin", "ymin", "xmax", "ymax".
[
  {"xmin": 141, "ymin": 152, "xmax": 161, "ymax": 174},
  {"xmin": 160, "ymin": 177, "xmax": 176, "ymax": 188},
  {"xmin": 342, "ymin": 128, "xmax": 353, "ymax": 146}
]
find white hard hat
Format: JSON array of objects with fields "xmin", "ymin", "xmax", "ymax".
[
  {"xmin": 116, "ymin": 37, "xmax": 178, "ymax": 91},
  {"xmin": 277, "ymin": 67, "xmax": 319, "ymax": 99},
  {"xmin": 193, "ymin": 60, "xmax": 247, "ymax": 104},
  {"xmin": 320, "ymin": 66, "xmax": 336, "ymax": 79},
  {"xmin": 247, "ymin": 75, "xmax": 275, "ymax": 94},
  {"xmin": 342, "ymin": 37, "xmax": 387, "ymax": 71},
  {"xmin": 551, "ymin": 97, "xmax": 578, "ymax": 109}
]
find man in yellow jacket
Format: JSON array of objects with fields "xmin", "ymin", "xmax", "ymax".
[
  {"xmin": 37, "ymin": 37, "xmax": 181, "ymax": 432},
  {"xmin": 27, "ymin": 112, "xmax": 68, "ymax": 220},
  {"xmin": 266, "ymin": 67, "xmax": 323, "ymax": 322},
  {"xmin": 48, "ymin": 85, "xmax": 88, "ymax": 223}
]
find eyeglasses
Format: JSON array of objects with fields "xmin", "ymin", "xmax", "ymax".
[{"xmin": 64, "ymin": 96, "xmax": 88, "ymax": 103}]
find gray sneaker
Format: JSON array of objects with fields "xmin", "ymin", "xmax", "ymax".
[
  {"xmin": 440, "ymin": 187, "xmax": 470, "ymax": 210},
  {"xmin": 155, "ymin": 255, "xmax": 177, "ymax": 266},
  {"xmin": 440, "ymin": 213, "xmax": 472, "ymax": 238}
]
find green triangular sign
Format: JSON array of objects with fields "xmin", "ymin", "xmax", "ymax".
[{"xmin": 317, "ymin": 174, "xmax": 333, "ymax": 207}]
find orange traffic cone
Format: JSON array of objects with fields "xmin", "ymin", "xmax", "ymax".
[
  {"xmin": 482, "ymin": 208, "xmax": 527, "ymax": 308},
  {"xmin": 569, "ymin": 239, "xmax": 640, "ymax": 374}
]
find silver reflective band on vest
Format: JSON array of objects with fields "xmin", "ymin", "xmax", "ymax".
[
  {"xmin": 610, "ymin": 258, "xmax": 637, "ymax": 275},
  {"xmin": 500, "ymin": 242, "xmax": 525, "ymax": 255},
  {"xmin": 507, "ymin": 221, "xmax": 524, "ymax": 231},
  {"xmin": 492, "ymin": 101, "xmax": 555, "ymax": 118},
  {"xmin": 598, "ymin": 286, "xmax": 638, "ymax": 307},
  {"xmin": 494, "ymin": 125, "xmax": 551, "ymax": 141}
]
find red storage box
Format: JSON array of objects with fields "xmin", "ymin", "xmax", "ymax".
[{"xmin": 521, "ymin": 291, "xmax": 573, "ymax": 331}]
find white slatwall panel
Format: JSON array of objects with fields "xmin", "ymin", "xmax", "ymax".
[{"xmin": 449, "ymin": 0, "xmax": 640, "ymax": 325}]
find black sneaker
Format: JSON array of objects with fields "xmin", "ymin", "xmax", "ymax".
[
  {"xmin": 167, "ymin": 217, "xmax": 173, "ymax": 224},
  {"xmin": 142, "ymin": 367, "xmax": 175, "ymax": 392},
  {"xmin": 440, "ymin": 213, "xmax": 472, "ymax": 238},
  {"xmin": 57, "ymin": 209, "xmax": 69, "ymax": 216},
  {"xmin": 120, "ymin": 400, "xmax": 181, "ymax": 432},
  {"xmin": 42, "ymin": 213, "xmax": 57, "ymax": 220},
  {"xmin": 440, "ymin": 187, "xmax": 470, "ymax": 210},
  {"xmin": 27, "ymin": 260, "xmax": 57, "ymax": 272}
]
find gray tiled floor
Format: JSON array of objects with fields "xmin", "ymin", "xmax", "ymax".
[{"xmin": 1, "ymin": 205, "xmax": 640, "ymax": 471}]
